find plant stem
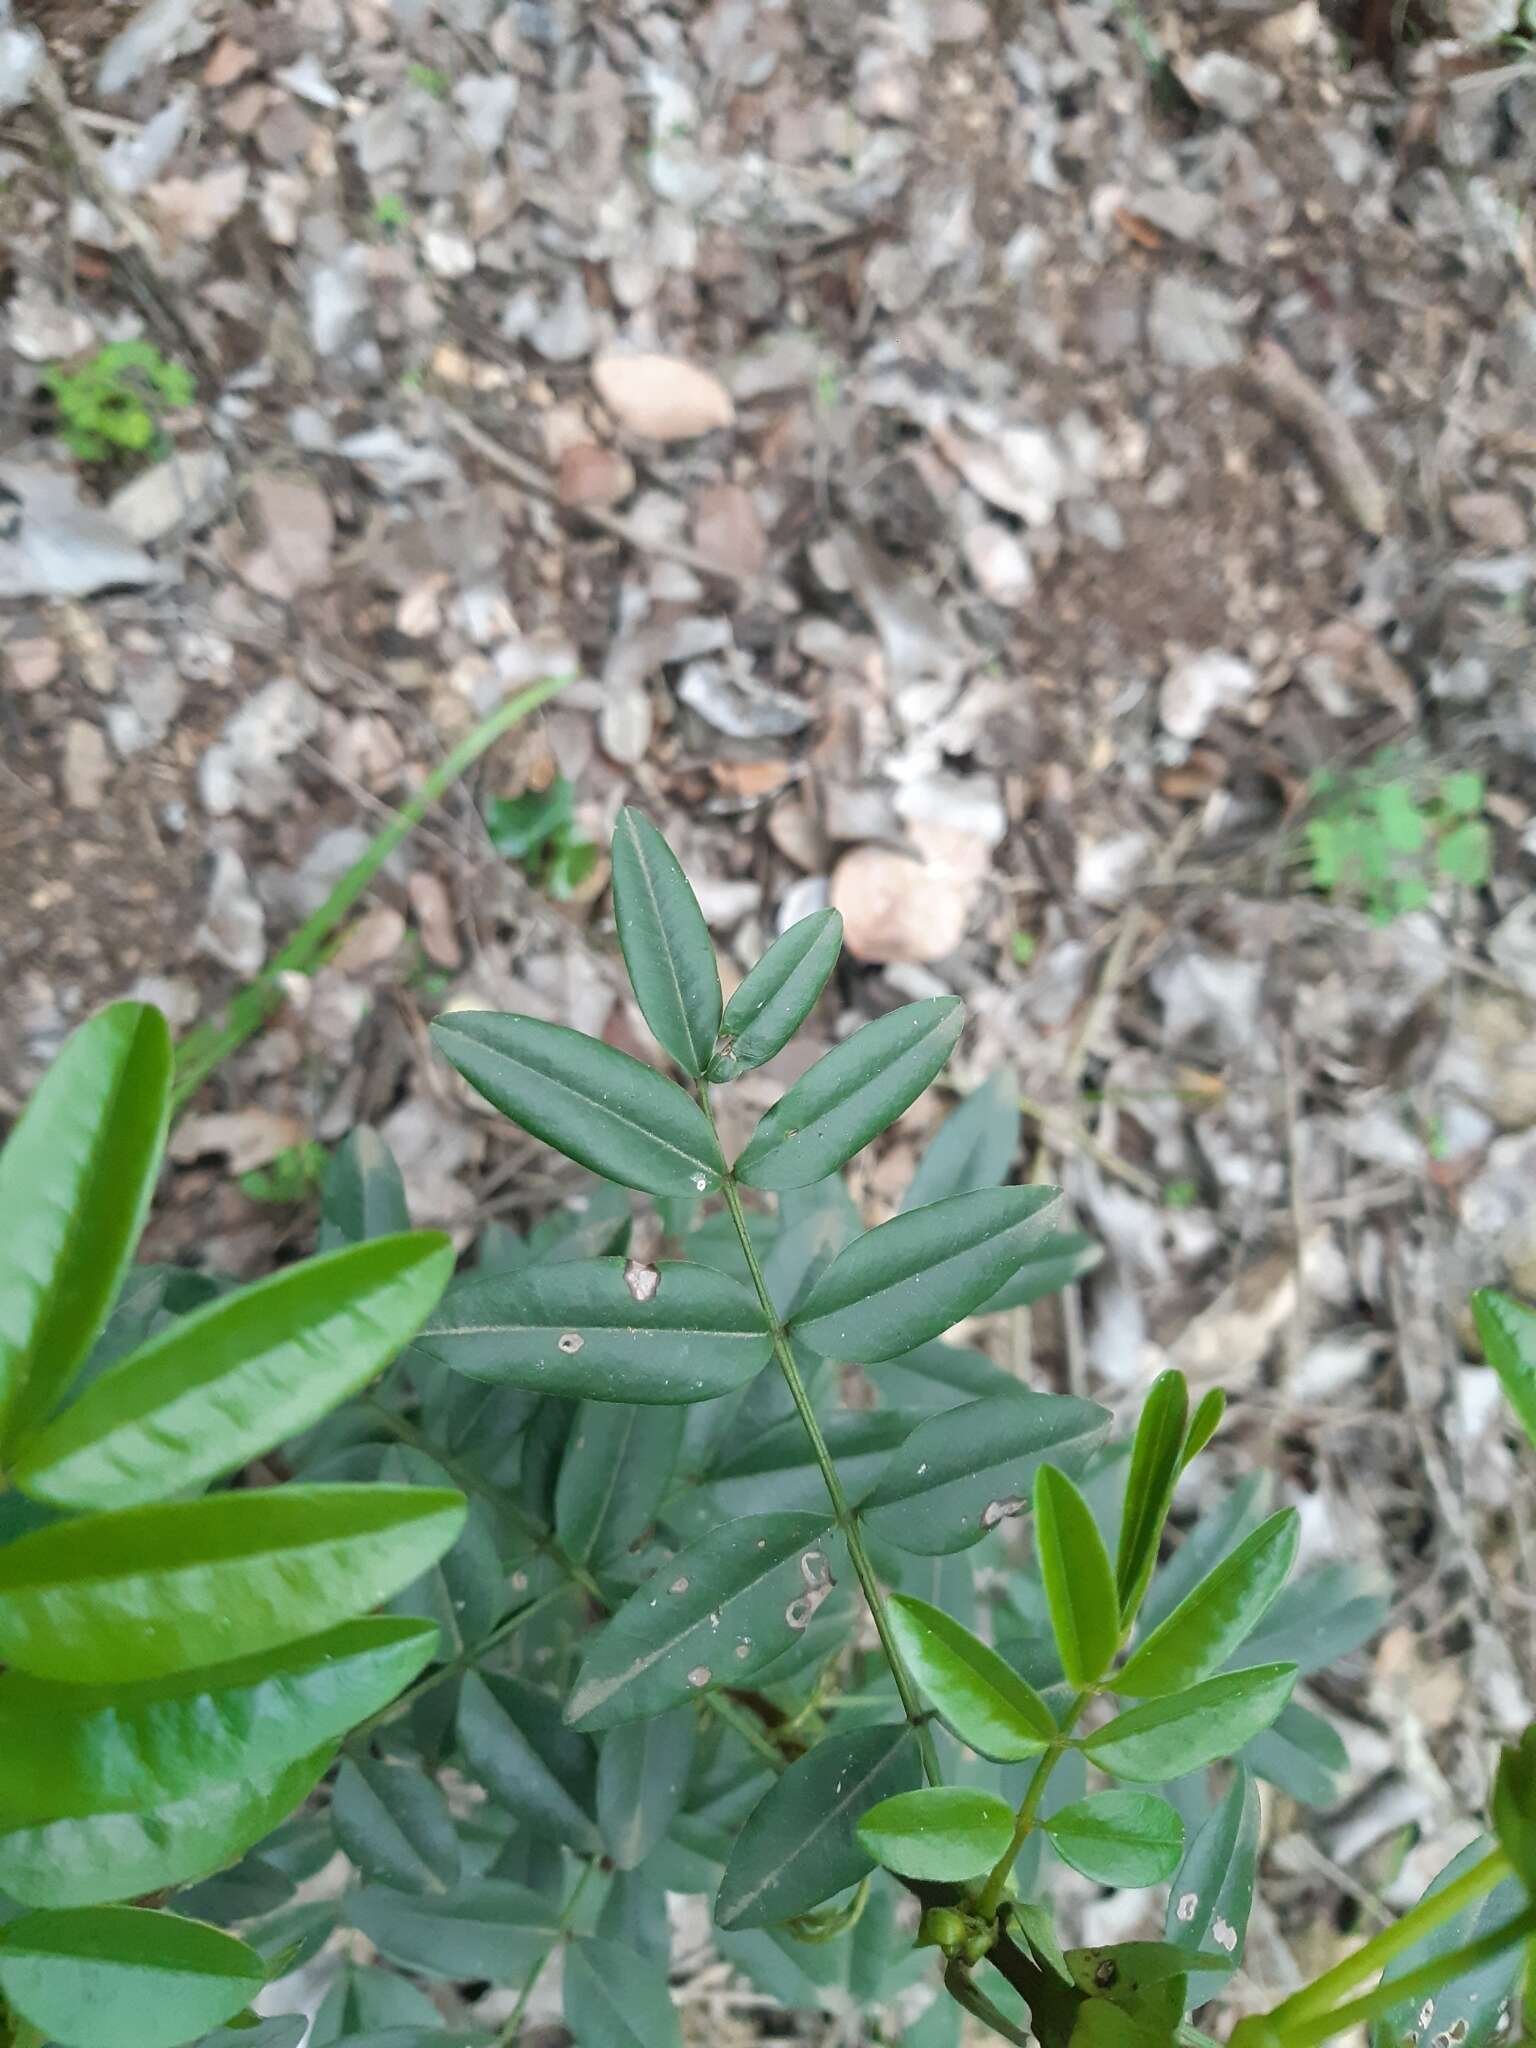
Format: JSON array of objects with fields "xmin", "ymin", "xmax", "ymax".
[
  {"xmin": 171, "ymin": 673, "xmax": 572, "ymax": 1108},
  {"xmin": 974, "ymin": 1692, "xmax": 1091, "ymax": 1920},
  {"xmin": 496, "ymin": 1856, "xmax": 598, "ymax": 2046},
  {"xmin": 699, "ymin": 1090, "xmax": 941, "ymax": 1787},
  {"xmin": 1272, "ymin": 1904, "xmax": 1536, "ymax": 2048},
  {"xmin": 1266, "ymin": 1849, "xmax": 1513, "ymax": 2030},
  {"xmin": 348, "ymin": 1583, "xmax": 570, "ymax": 1743}
]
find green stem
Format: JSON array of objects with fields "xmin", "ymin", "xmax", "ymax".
[
  {"xmin": 974, "ymin": 1692, "xmax": 1091, "ymax": 1920},
  {"xmin": 496, "ymin": 1856, "xmax": 598, "ymax": 2046},
  {"xmin": 700, "ymin": 1090, "xmax": 941, "ymax": 1788},
  {"xmin": 349, "ymin": 1583, "xmax": 570, "ymax": 1743},
  {"xmin": 172, "ymin": 673, "xmax": 572, "ymax": 1108},
  {"xmin": 1273, "ymin": 1904, "xmax": 1536, "ymax": 2048},
  {"xmin": 1268, "ymin": 1849, "xmax": 1513, "ymax": 2030}
]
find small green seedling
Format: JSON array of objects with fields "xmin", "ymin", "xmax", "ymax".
[
  {"xmin": 405, "ymin": 60, "xmax": 450, "ymax": 97},
  {"xmin": 485, "ymin": 778, "xmax": 598, "ymax": 900},
  {"xmin": 1305, "ymin": 754, "xmax": 1492, "ymax": 923},
  {"xmin": 238, "ymin": 1141, "xmax": 327, "ymax": 1206},
  {"xmin": 372, "ymin": 193, "xmax": 411, "ymax": 234},
  {"xmin": 1010, "ymin": 931, "xmax": 1037, "ymax": 967},
  {"xmin": 43, "ymin": 341, "xmax": 195, "ymax": 464}
]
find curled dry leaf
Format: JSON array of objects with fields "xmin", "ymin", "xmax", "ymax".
[{"xmin": 592, "ymin": 352, "xmax": 736, "ymax": 442}]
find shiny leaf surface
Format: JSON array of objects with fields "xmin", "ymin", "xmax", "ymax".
[
  {"xmin": 710, "ymin": 910, "xmax": 843, "ymax": 1081},
  {"xmin": 612, "ymin": 809, "xmax": 722, "ymax": 1076},
  {"xmin": 887, "ymin": 1595, "xmax": 1055, "ymax": 1760},
  {"xmin": 1035, "ymin": 1465, "xmax": 1120, "ymax": 1689},
  {"xmin": 1084, "ymin": 1665, "xmax": 1298, "ymax": 1783},
  {"xmin": 0, "ymin": 1906, "xmax": 263, "ymax": 2048},
  {"xmin": 1043, "ymin": 1793, "xmax": 1184, "ymax": 1888},
  {"xmin": 1114, "ymin": 1509, "xmax": 1298, "ymax": 1698},
  {"xmin": 857, "ymin": 1786, "xmax": 1013, "ymax": 1883}
]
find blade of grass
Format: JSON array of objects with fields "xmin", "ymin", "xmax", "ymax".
[{"xmin": 172, "ymin": 675, "xmax": 571, "ymax": 1108}]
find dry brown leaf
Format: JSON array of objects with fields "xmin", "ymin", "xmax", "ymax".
[
  {"xmin": 237, "ymin": 473, "xmax": 335, "ymax": 600},
  {"xmin": 149, "ymin": 162, "xmax": 249, "ymax": 247},
  {"xmin": 693, "ymin": 483, "xmax": 768, "ymax": 578},
  {"xmin": 556, "ymin": 442, "xmax": 636, "ymax": 509},
  {"xmin": 592, "ymin": 352, "xmax": 735, "ymax": 442},
  {"xmin": 170, "ymin": 1109, "xmax": 309, "ymax": 1176},
  {"xmin": 409, "ymin": 871, "xmax": 462, "ymax": 968},
  {"xmin": 709, "ymin": 759, "xmax": 793, "ymax": 798}
]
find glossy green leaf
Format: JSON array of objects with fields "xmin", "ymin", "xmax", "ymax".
[
  {"xmin": 557, "ymin": 1402, "xmax": 682, "ymax": 1565},
  {"xmin": 887, "ymin": 1595, "xmax": 1055, "ymax": 1761},
  {"xmin": 710, "ymin": 910, "xmax": 843, "ymax": 1081},
  {"xmin": 332, "ymin": 1758, "xmax": 460, "ymax": 1894},
  {"xmin": 857, "ymin": 1786, "xmax": 1013, "ymax": 1882},
  {"xmin": 0, "ymin": 1616, "xmax": 434, "ymax": 1819},
  {"xmin": 715, "ymin": 1724, "xmax": 920, "ymax": 1929},
  {"xmin": 415, "ymin": 1258, "xmax": 770, "ymax": 1404},
  {"xmin": 431, "ymin": 1013, "xmax": 724, "ymax": 1196},
  {"xmin": 565, "ymin": 1935, "xmax": 682, "ymax": 2048},
  {"xmin": 1044, "ymin": 1793, "xmax": 1183, "ymax": 1887},
  {"xmin": 1084, "ymin": 1664, "xmax": 1298, "ymax": 1783},
  {"xmin": 567, "ymin": 1511, "xmax": 833, "ymax": 1729},
  {"xmin": 1368, "ymin": 1840, "xmax": 1527, "ymax": 2048},
  {"xmin": 458, "ymin": 1670, "xmax": 599, "ymax": 1851},
  {"xmin": 1473, "ymin": 1289, "xmax": 1536, "ymax": 1454},
  {"xmin": 1179, "ymin": 1388, "xmax": 1225, "ymax": 1471},
  {"xmin": 1115, "ymin": 1370, "xmax": 1189, "ymax": 1624},
  {"xmin": 791, "ymin": 1187, "xmax": 1063, "ymax": 1363},
  {"xmin": 611, "ymin": 809, "xmax": 722, "ymax": 1076},
  {"xmin": 0, "ymin": 1906, "xmax": 263, "ymax": 2048},
  {"xmin": 862, "ymin": 1392, "xmax": 1110, "ymax": 1555},
  {"xmin": 975, "ymin": 1231, "xmax": 1102, "ymax": 1316},
  {"xmin": 735, "ymin": 999, "xmax": 963, "ymax": 1191},
  {"xmin": 901, "ymin": 1070, "xmax": 1020, "ymax": 1212},
  {"xmin": 318, "ymin": 1128, "xmax": 410, "ymax": 1250},
  {"xmin": 1165, "ymin": 1768, "xmax": 1259, "ymax": 2000},
  {"xmin": 1114, "ymin": 1509, "xmax": 1298, "ymax": 1698},
  {"xmin": 1035, "ymin": 1465, "xmax": 1119, "ymax": 1688},
  {"xmin": 13, "ymin": 1234, "xmax": 454, "ymax": 1512},
  {"xmin": 350, "ymin": 1881, "xmax": 560, "ymax": 1983},
  {"xmin": 0, "ymin": 1484, "xmax": 465, "ymax": 1682},
  {"xmin": 597, "ymin": 1708, "xmax": 696, "ymax": 1872},
  {"xmin": 0, "ymin": 1003, "xmax": 171, "ymax": 1450}
]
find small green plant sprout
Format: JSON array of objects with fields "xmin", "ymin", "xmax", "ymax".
[
  {"xmin": 405, "ymin": 59, "xmax": 450, "ymax": 97},
  {"xmin": 485, "ymin": 776, "xmax": 599, "ymax": 899},
  {"xmin": 42, "ymin": 341, "xmax": 195, "ymax": 465},
  {"xmin": 371, "ymin": 192, "xmax": 411, "ymax": 235},
  {"xmin": 1305, "ymin": 753, "xmax": 1492, "ymax": 923},
  {"xmin": 238, "ymin": 1140, "xmax": 327, "ymax": 1207}
]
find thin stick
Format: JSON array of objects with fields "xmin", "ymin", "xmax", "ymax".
[{"xmin": 496, "ymin": 1857, "xmax": 599, "ymax": 2046}]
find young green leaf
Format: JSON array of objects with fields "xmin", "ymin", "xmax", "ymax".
[
  {"xmin": 565, "ymin": 1935, "xmax": 682, "ymax": 2048},
  {"xmin": 0, "ymin": 1002, "xmax": 171, "ymax": 1451},
  {"xmin": 735, "ymin": 998, "xmax": 963, "ymax": 1191},
  {"xmin": 887, "ymin": 1595, "xmax": 1056, "ymax": 1760},
  {"xmin": 710, "ymin": 909, "xmax": 844, "ymax": 1081},
  {"xmin": 555, "ymin": 1403, "xmax": 682, "ymax": 1565},
  {"xmin": 1473, "ymin": 1289, "xmax": 1536, "ymax": 1454},
  {"xmin": 1043, "ymin": 1793, "xmax": 1184, "ymax": 1887},
  {"xmin": 0, "ymin": 1745, "xmax": 333, "ymax": 1909},
  {"xmin": 790, "ymin": 1187, "xmax": 1063, "ymax": 1363},
  {"xmin": 857, "ymin": 1786, "xmax": 1014, "ymax": 1882},
  {"xmin": 1082, "ymin": 1664, "xmax": 1298, "ymax": 1783},
  {"xmin": 350, "ymin": 1880, "xmax": 561, "ymax": 1983},
  {"xmin": 414, "ymin": 1258, "xmax": 772, "ymax": 1404},
  {"xmin": 317, "ymin": 1128, "xmax": 411, "ymax": 1249},
  {"xmin": 0, "ymin": 1616, "xmax": 436, "ymax": 1819},
  {"xmin": 1179, "ymin": 1388, "xmax": 1225, "ymax": 1472},
  {"xmin": 1113, "ymin": 1509, "xmax": 1299, "ymax": 1698},
  {"xmin": 1115, "ymin": 1370, "xmax": 1189, "ymax": 1624},
  {"xmin": 431, "ymin": 1013, "xmax": 724, "ymax": 1196},
  {"xmin": 566, "ymin": 1512, "xmax": 833, "ymax": 1729},
  {"xmin": 1164, "ymin": 1768, "xmax": 1259, "ymax": 2000},
  {"xmin": 12, "ymin": 1234, "xmax": 454, "ymax": 1512},
  {"xmin": 458, "ymin": 1671, "xmax": 599, "ymax": 1852},
  {"xmin": 900, "ymin": 1070, "xmax": 1021, "ymax": 1211},
  {"xmin": 861, "ymin": 1392, "xmax": 1110, "ymax": 1555},
  {"xmin": 611, "ymin": 808, "xmax": 723, "ymax": 1076},
  {"xmin": 597, "ymin": 1708, "xmax": 697, "ymax": 1872},
  {"xmin": 0, "ymin": 1484, "xmax": 465, "ymax": 1682},
  {"xmin": 0, "ymin": 1906, "xmax": 264, "ymax": 2048},
  {"xmin": 715, "ymin": 1723, "xmax": 919, "ymax": 1929},
  {"xmin": 1366, "ymin": 1840, "xmax": 1528, "ymax": 2048},
  {"xmin": 332, "ymin": 1758, "xmax": 460, "ymax": 1895},
  {"xmin": 1035, "ymin": 1464, "xmax": 1120, "ymax": 1688}
]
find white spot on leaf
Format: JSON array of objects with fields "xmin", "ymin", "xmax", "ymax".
[
  {"xmin": 1176, "ymin": 1893, "xmax": 1198, "ymax": 1924},
  {"xmin": 670, "ymin": 1576, "xmax": 689, "ymax": 1594},
  {"xmin": 687, "ymin": 1665, "xmax": 711, "ymax": 1689},
  {"xmin": 624, "ymin": 1258, "xmax": 660, "ymax": 1304},
  {"xmin": 1212, "ymin": 1917, "xmax": 1238, "ymax": 1954},
  {"xmin": 558, "ymin": 1331, "xmax": 584, "ymax": 1354}
]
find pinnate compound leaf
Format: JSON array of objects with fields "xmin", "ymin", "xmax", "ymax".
[
  {"xmin": 567, "ymin": 1512, "xmax": 833, "ymax": 1729},
  {"xmin": 597, "ymin": 1709, "xmax": 697, "ymax": 1872},
  {"xmin": 710, "ymin": 909, "xmax": 843, "ymax": 1081},
  {"xmin": 611, "ymin": 808, "xmax": 722, "ymax": 1077},
  {"xmin": 901, "ymin": 1070, "xmax": 1021, "ymax": 1211},
  {"xmin": 887, "ymin": 1595, "xmax": 1055, "ymax": 1760},
  {"xmin": 0, "ymin": 1744, "xmax": 332, "ymax": 1909},
  {"xmin": 735, "ymin": 999, "xmax": 963, "ymax": 1192},
  {"xmin": 1035, "ymin": 1465, "xmax": 1120, "ymax": 1688},
  {"xmin": 862, "ymin": 1392, "xmax": 1110, "ymax": 1555},
  {"xmin": 1367, "ymin": 1839, "xmax": 1527, "ymax": 2048},
  {"xmin": 1473, "ymin": 1289, "xmax": 1536, "ymax": 1454},
  {"xmin": 1044, "ymin": 1793, "xmax": 1183, "ymax": 1888},
  {"xmin": 0, "ymin": 1484, "xmax": 465, "ymax": 1682},
  {"xmin": 0, "ymin": 1906, "xmax": 263, "ymax": 2048},
  {"xmin": 351, "ymin": 1881, "xmax": 560, "ymax": 1983},
  {"xmin": 565, "ymin": 1935, "xmax": 682, "ymax": 2048},
  {"xmin": 791, "ymin": 1187, "xmax": 1063, "ymax": 1363},
  {"xmin": 1165, "ymin": 1767, "xmax": 1259, "ymax": 2000},
  {"xmin": 13, "ymin": 1235, "xmax": 454, "ymax": 1512},
  {"xmin": 857, "ymin": 1786, "xmax": 1013, "ymax": 1883},
  {"xmin": 1115, "ymin": 1370, "xmax": 1189, "ymax": 1624},
  {"xmin": 0, "ymin": 1002, "xmax": 171, "ymax": 1451},
  {"xmin": 1084, "ymin": 1665, "xmax": 1298, "ymax": 1783},
  {"xmin": 1114, "ymin": 1509, "xmax": 1299, "ymax": 1698},
  {"xmin": 715, "ymin": 1723, "xmax": 920, "ymax": 1929},
  {"xmin": 332, "ymin": 1758, "xmax": 460, "ymax": 1894},
  {"xmin": 318, "ymin": 1128, "xmax": 411, "ymax": 1249},
  {"xmin": 415, "ymin": 1259, "xmax": 771, "ymax": 1404},
  {"xmin": 459, "ymin": 1671, "xmax": 599, "ymax": 1851},
  {"xmin": 431, "ymin": 1013, "xmax": 724, "ymax": 1196}
]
